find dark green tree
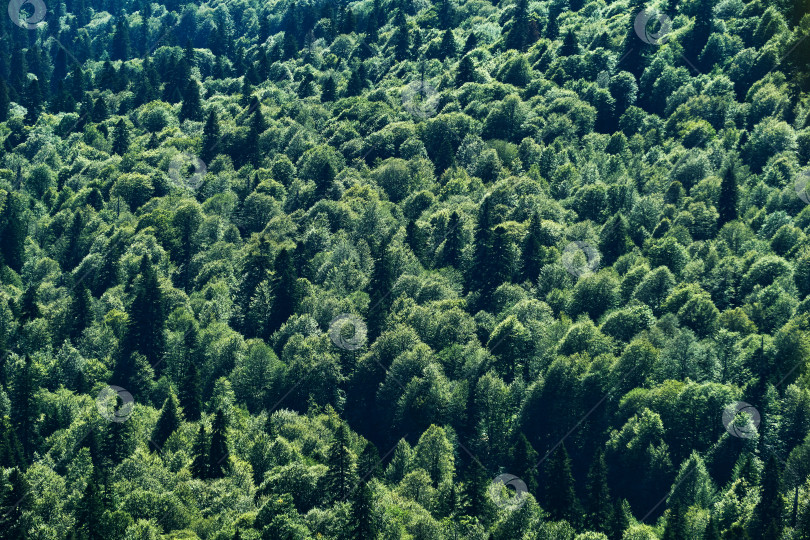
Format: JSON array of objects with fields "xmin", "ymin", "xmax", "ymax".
[
  {"xmin": 585, "ymin": 450, "xmax": 614, "ymax": 533},
  {"xmin": 112, "ymin": 119, "xmax": 130, "ymax": 155},
  {"xmin": 201, "ymin": 110, "xmax": 221, "ymax": 162},
  {"xmin": 544, "ymin": 444, "xmax": 581, "ymax": 526},
  {"xmin": 349, "ymin": 482, "xmax": 376, "ymax": 539},
  {"xmin": 151, "ymin": 392, "xmax": 182, "ymax": 449},
  {"xmin": 717, "ymin": 159, "xmax": 739, "ymax": 226},
  {"xmin": 190, "ymin": 425, "xmax": 209, "ymax": 479},
  {"xmin": 324, "ymin": 423, "xmax": 357, "ymax": 502},
  {"xmin": 209, "ymin": 409, "xmax": 229, "ymax": 478}
]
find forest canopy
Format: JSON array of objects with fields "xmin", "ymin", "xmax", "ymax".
[{"xmin": 1, "ymin": 0, "xmax": 810, "ymax": 538}]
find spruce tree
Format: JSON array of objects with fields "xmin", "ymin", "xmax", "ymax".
[
  {"xmin": 112, "ymin": 119, "xmax": 130, "ymax": 155},
  {"xmin": 441, "ymin": 212, "xmax": 463, "ymax": 268},
  {"xmin": 201, "ymin": 110, "xmax": 221, "ymax": 163},
  {"xmin": 662, "ymin": 502, "xmax": 688, "ymax": 540},
  {"xmin": 0, "ymin": 80, "xmax": 8, "ymax": 122},
  {"xmin": 599, "ymin": 213, "xmax": 632, "ymax": 266},
  {"xmin": 456, "ymin": 55, "xmax": 475, "ymax": 86},
  {"xmin": 191, "ymin": 425, "xmax": 209, "ymax": 479},
  {"xmin": 350, "ymin": 482, "xmax": 376, "ymax": 539},
  {"xmin": 209, "ymin": 409, "xmax": 229, "ymax": 478},
  {"xmin": 325, "ymin": 423, "xmax": 357, "ymax": 502},
  {"xmin": 179, "ymin": 360, "xmax": 203, "ymax": 422},
  {"xmin": 321, "ymin": 75, "xmax": 337, "ymax": 102},
  {"xmin": 510, "ymin": 433, "xmax": 539, "ymax": 496},
  {"xmin": 76, "ymin": 471, "xmax": 104, "ymax": 540},
  {"xmin": 180, "ymin": 80, "xmax": 203, "ymax": 122},
  {"xmin": 119, "ymin": 255, "xmax": 165, "ymax": 379},
  {"xmin": 544, "ymin": 443, "xmax": 581, "ymax": 526},
  {"xmin": 268, "ymin": 248, "xmax": 297, "ymax": 337},
  {"xmin": 585, "ymin": 450, "xmax": 614, "ymax": 533},
  {"xmin": 151, "ymin": 392, "xmax": 182, "ymax": 449},
  {"xmin": 718, "ymin": 159, "xmax": 739, "ymax": 226},
  {"xmin": 752, "ymin": 455, "xmax": 784, "ymax": 540},
  {"xmin": 0, "ymin": 467, "xmax": 29, "ymax": 538},
  {"xmin": 505, "ymin": 0, "xmax": 531, "ymax": 50},
  {"xmin": 521, "ymin": 212, "xmax": 545, "ymax": 282}
]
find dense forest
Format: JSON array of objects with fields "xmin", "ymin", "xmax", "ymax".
[{"xmin": 1, "ymin": 0, "xmax": 810, "ymax": 537}]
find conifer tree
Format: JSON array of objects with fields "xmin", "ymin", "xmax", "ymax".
[
  {"xmin": 718, "ymin": 159, "xmax": 739, "ymax": 226},
  {"xmin": 663, "ymin": 502, "xmax": 688, "ymax": 540},
  {"xmin": 585, "ymin": 450, "xmax": 614, "ymax": 533},
  {"xmin": 209, "ymin": 409, "xmax": 229, "ymax": 478},
  {"xmin": 752, "ymin": 455, "xmax": 784, "ymax": 540},
  {"xmin": 76, "ymin": 471, "xmax": 104, "ymax": 540},
  {"xmin": 151, "ymin": 392, "xmax": 182, "ymax": 449},
  {"xmin": 191, "ymin": 425, "xmax": 209, "ymax": 479},
  {"xmin": 544, "ymin": 443, "xmax": 581, "ymax": 526},
  {"xmin": 201, "ymin": 110, "xmax": 221, "ymax": 162},
  {"xmin": 112, "ymin": 119, "xmax": 130, "ymax": 155},
  {"xmin": 180, "ymin": 80, "xmax": 203, "ymax": 122},
  {"xmin": 0, "ymin": 467, "xmax": 29, "ymax": 538},
  {"xmin": 179, "ymin": 360, "xmax": 203, "ymax": 422},
  {"xmin": 350, "ymin": 482, "xmax": 376, "ymax": 539},
  {"xmin": 325, "ymin": 423, "xmax": 357, "ymax": 502}
]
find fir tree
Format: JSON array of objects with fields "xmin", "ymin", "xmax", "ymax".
[
  {"xmin": 325, "ymin": 423, "xmax": 357, "ymax": 502},
  {"xmin": 112, "ymin": 119, "xmax": 130, "ymax": 155},
  {"xmin": 350, "ymin": 482, "xmax": 376, "ymax": 539},
  {"xmin": 0, "ymin": 467, "xmax": 29, "ymax": 538},
  {"xmin": 544, "ymin": 443, "xmax": 581, "ymax": 526},
  {"xmin": 663, "ymin": 502, "xmax": 688, "ymax": 540},
  {"xmin": 190, "ymin": 425, "xmax": 209, "ymax": 479},
  {"xmin": 209, "ymin": 409, "xmax": 229, "ymax": 478},
  {"xmin": 180, "ymin": 80, "xmax": 203, "ymax": 122},
  {"xmin": 179, "ymin": 360, "xmax": 203, "ymax": 422},
  {"xmin": 718, "ymin": 159, "xmax": 739, "ymax": 226},
  {"xmin": 151, "ymin": 392, "xmax": 182, "ymax": 449},
  {"xmin": 76, "ymin": 471, "xmax": 104, "ymax": 540},
  {"xmin": 585, "ymin": 450, "xmax": 614, "ymax": 533},
  {"xmin": 752, "ymin": 455, "xmax": 784, "ymax": 540},
  {"xmin": 201, "ymin": 110, "xmax": 221, "ymax": 163}
]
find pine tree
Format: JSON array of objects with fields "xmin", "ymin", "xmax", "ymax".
[
  {"xmin": 585, "ymin": 450, "xmax": 614, "ymax": 533},
  {"xmin": 190, "ymin": 425, "xmax": 209, "ymax": 479},
  {"xmin": 544, "ymin": 443, "xmax": 581, "ymax": 526},
  {"xmin": 246, "ymin": 103, "xmax": 265, "ymax": 166},
  {"xmin": 10, "ymin": 355, "xmax": 38, "ymax": 457},
  {"xmin": 350, "ymin": 482, "xmax": 376, "ymax": 539},
  {"xmin": 325, "ymin": 423, "xmax": 357, "ymax": 502},
  {"xmin": 151, "ymin": 392, "xmax": 182, "ymax": 449},
  {"xmin": 610, "ymin": 498, "xmax": 631, "ymax": 540},
  {"xmin": 718, "ymin": 159, "xmax": 739, "ymax": 226},
  {"xmin": 469, "ymin": 196, "xmax": 493, "ymax": 292},
  {"xmin": 0, "ymin": 191, "xmax": 26, "ymax": 272},
  {"xmin": 209, "ymin": 409, "xmax": 229, "ymax": 478}
]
